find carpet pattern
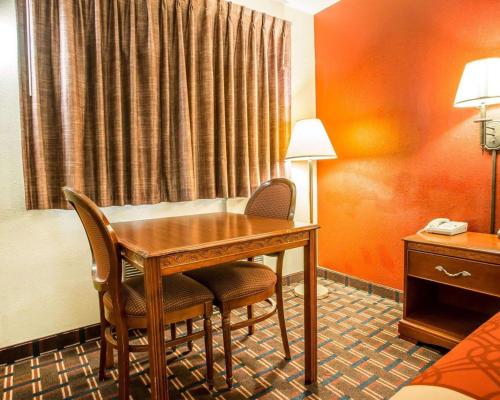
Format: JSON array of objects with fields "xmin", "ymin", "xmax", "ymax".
[{"xmin": 0, "ymin": 280, "xmax": 441, "ymax": 399}]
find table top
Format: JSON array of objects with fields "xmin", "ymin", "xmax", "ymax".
[
  {"xmin": 404, "ymin": 231, "xmax": 500, "ymax": 254},
  {"xmin": 112, "ymin": 212, "xmax": 318, "ymax": 257}
]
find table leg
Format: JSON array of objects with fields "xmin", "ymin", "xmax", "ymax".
[
  {"xmin": 144, "ymin": 259, "xmax": 168, "ymax": 399},
  {"xmin": 304, "ymin": 230, "xmax": 318, "ymax": 384}
]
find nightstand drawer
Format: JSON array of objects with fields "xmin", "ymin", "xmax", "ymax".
[{"xmin": 408, "ymin": 251, "xmax": 500, "ymax": 297}]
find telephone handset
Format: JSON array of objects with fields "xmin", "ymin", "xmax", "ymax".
[{"xmin": 423, "ymin": 218, "xmax": 468, "ymax": 236}]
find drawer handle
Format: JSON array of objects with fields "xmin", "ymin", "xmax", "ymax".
[{"xmin": 435, "ymin": 265, "xmax": 472, "ymax": 278}]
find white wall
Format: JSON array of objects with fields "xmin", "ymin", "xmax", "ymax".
[{"xmin": 0, "ymin": 0, "xmax": 316, "ymax": 348}]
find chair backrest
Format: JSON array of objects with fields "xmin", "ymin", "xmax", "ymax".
[
  {"xmin": 245, "ymin": 178, "xmax": 296, "ymax": 221},
  {"xmin": 62, "ymin": 187, "xmax": 121, "ymax": 295}
]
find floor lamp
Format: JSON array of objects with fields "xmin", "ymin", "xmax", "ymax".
[{"xmin": 286, "ymin": 119, "xmax": 337, "ymax": 299}]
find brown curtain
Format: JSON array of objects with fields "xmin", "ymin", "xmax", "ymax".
[{"xmin": 16, "ymin": 0, "xmax": 291, "ymax": 209}]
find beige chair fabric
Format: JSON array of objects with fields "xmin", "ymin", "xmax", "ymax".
[
  {"xmin": 104, "ymin": 274, "xmax": 214, "ymax": 316},
  {"xmin": 185, "ymin": 261, "xmax": 277, "ymax": 303}
]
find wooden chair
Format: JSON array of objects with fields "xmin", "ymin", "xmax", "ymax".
[
  {"xmin": 185, "ymin": 178, "xmax": 296, "ymax": 388},
  {"xmin": 63, "ymin": 187, "xmax": 214, "ymax": 399}
]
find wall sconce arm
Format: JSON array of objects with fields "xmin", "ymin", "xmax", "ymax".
[{"xmin": 475, "ymin": 106, "xmax": 500, "ymax": 151}]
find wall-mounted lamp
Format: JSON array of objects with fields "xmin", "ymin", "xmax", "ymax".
[
  {"xmin": 454, "ymin": 57, "xmax": 500, "ymax": 233},
  {"xmin": 454, "ymin": 58, "xmax": 500, "ymax": 150}
]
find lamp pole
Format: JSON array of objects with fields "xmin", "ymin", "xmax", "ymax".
[
  {"xmin": 309, "ymin": 159, "xmax": 314, "ymax": 224},
  {"xmin": 491, "ymin": 149, "xmax": 497, "ymax": 234},
  {"xmin": 293, "ymin": 159, "xmax": 330, "ymax": 299}
]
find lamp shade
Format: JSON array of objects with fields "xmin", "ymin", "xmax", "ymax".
[
  {"xmin": 286, "ymin": 119, "xmax": 337, "ymax": 161},
  {"xmin": 454, "ymin": 58, "xmax": 500, "ymax": 108}
]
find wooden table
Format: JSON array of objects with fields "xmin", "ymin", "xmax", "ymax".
[{"xmin": 112, "ymin": 212, "xmax": 319, "ymax": 399}]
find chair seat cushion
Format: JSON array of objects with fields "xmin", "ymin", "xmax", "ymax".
[
  {"xmin": 104, "ymin": 273, "xmax": 213, "ymax": 317},
  {"xmin": 185, "ymin": 261, "xmax": 277, "ymax": 303}
]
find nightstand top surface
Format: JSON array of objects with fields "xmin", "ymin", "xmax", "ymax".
[{"xmin": 404, "ymin": 231, "xmax": 500, "ymax": 254}]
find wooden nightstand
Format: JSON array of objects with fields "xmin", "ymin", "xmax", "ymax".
[{"xmin": 399, "ymin": 232, "xmax": 500, "ymax": 349}]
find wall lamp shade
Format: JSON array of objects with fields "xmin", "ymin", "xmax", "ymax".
[
  {"xmin": 286, "ymin": 119, "xmax": 337, "ymax": 160},
  {"xmin": 454, "ymin": 58, "xmax": 500, "ymax": 108}
]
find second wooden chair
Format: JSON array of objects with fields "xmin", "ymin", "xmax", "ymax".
[{"xmin": 185, "ymin": 178, "xmax": 296, "ymax": 388}]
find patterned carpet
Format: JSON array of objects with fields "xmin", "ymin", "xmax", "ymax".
[{"xmin": 0, "ymin": 279, "xmax": 442, "ymax": 399}]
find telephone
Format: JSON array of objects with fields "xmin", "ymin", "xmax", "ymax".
[{"xmin": 423, "ymin": 218, "xmax": 468, "ymax": 236}]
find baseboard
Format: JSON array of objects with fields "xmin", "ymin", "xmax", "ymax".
[
  {"xmin": 0, "ymin": 324, "xmax": 100, "ymax": 365},
  {"xmin": 282, "ymin": 271, "xmax": 304, "ymax": 286},
  {"xmin": 318, "ymin": 267, "xmax": 403, "ymax": 303},
  {"xmin": 284, "ymin": 267, "xmax": 403, "ymax": 304},
  {"xmin": 1, "ymin": 269, "xmax": 401, "ymax": 365}
]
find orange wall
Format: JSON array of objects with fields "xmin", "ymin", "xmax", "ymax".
[{"xmin": 315, "ymin": 0, "xmax": 500, "ymax": 289}]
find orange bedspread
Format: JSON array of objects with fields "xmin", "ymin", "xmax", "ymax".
[{"xmin": 409, "ymin": 312, "xmax": 500, "ymax": 399}]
